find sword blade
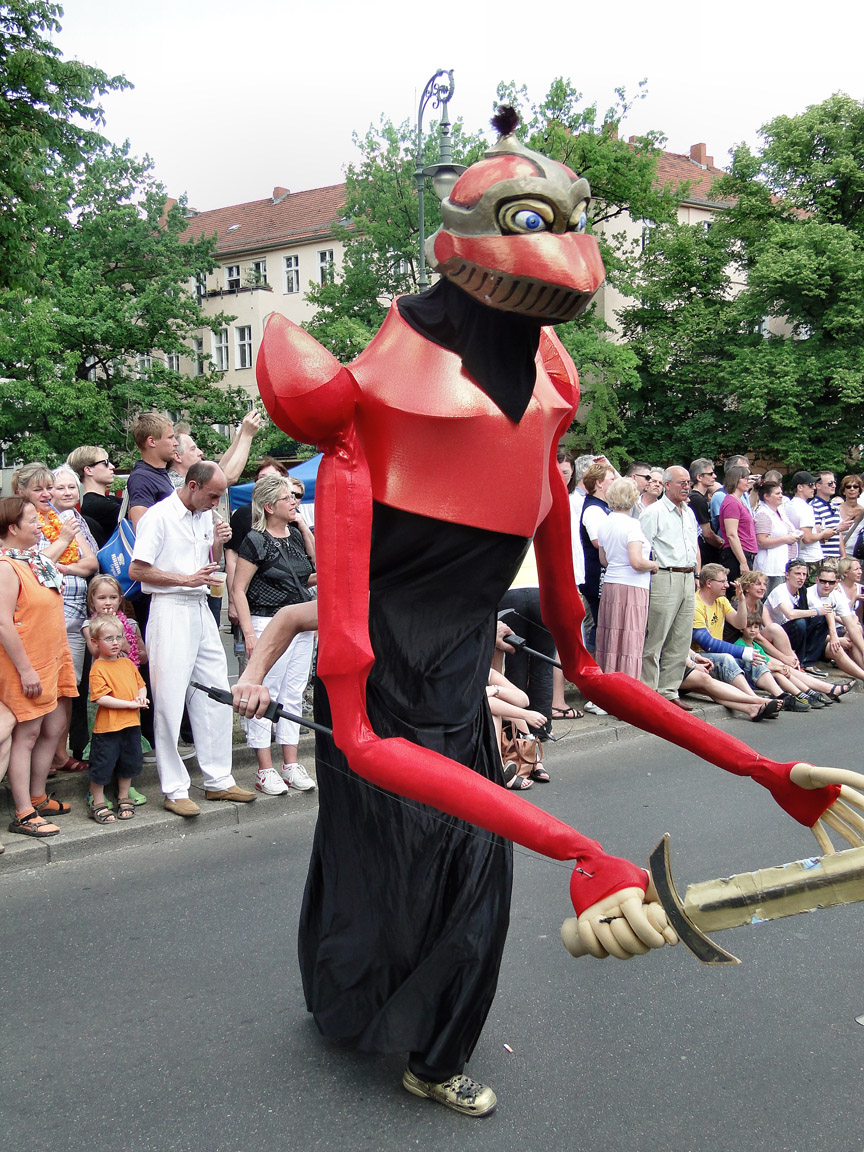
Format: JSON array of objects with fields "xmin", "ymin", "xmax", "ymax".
[{"xmin": 683, "ymin": 844, "xmax": 864, "ymax": 933}]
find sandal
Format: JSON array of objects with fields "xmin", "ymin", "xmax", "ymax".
[
  {"xmin": 506, "ymin": 775, "xmax": 533, "ymax": 790},
  {"xmin": 87, "ymin": 796, "xmax": 116, "ymax": 825},
  {"xmin": 57, "ymin": 756, "xmax": 88, "ymax": 773},
  {"xmin": 8, "ymin": 809, "xmax": 60, "ymax": 837},
  {"xmin": 116, "ymin": 799, "xmax": 135, "ymax": 820},
  {"xmin": 551, "ymin": 706, "xmax": 584, "ymax": 720},
  {"xmin": 530, "ymin": 766, "xmax": 550, "ymax": 783},
  {"xmin": 826, "ymin": 683, "xmax": 852, "ymax": 700},
  {"xmin": 32, "ymin": 793, "xmax": 71, "ymax": 816}
]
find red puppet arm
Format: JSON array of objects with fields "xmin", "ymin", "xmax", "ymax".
[{"xmin": 532, "ymin": 425, "xmax": 840, "ymax": 829}]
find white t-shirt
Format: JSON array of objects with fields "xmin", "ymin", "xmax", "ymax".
[
  {"xmin": 570, "ymin": 488, "xmax": 586, "ymax": 586},
  {"xmin": 765, "ymin": 582, "xmax": 798, "ymax": 625},
  {"xmin": 597, "ymin": 511, "xmax": 652, "ymax": 589},
  {"xmin": 787, "ymin": 497, "xmax": 821, "ymax": 563},
  {"xmin": 806, "ymin": 583, "xmax": 850, "ymax": 618},
  {"xmin": 581, "ymin": 503, "xmax": 607, "ymax": 546}
]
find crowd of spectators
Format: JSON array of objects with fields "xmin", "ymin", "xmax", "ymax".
[
  {"xmin": 0, "ymin": 410, "xmax": 319, "ymax": 849},
  {"xmin": 551, "ymin": 451, "xmax": 864, "ymax": 722},
  {"xmin": 4, "ymin": 421, "xmax": 864, "ymax": 848}
]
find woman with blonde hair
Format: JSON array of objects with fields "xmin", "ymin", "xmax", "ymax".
[
  {"xmin": 12, "ymin": 462, "xmax": 97, "ymax": 772},
  {"xmin": 595, "ymin": 477, "xmax": 659, "ymax": 676},
  {"xmin": 231, "ymin": 473, "xmax": 317, "ymax": 795}
]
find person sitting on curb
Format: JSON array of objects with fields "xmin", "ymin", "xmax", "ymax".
[{"xmin": 692, "ymin": 563, "xmax": 805, "ymax": 710}]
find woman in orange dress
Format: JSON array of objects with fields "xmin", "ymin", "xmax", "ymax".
[
  {"xmin": 0, "ymin": 497, "xmax": 78, "ymax": 837},
  {"xmin": 12, "ymin": 461, "xmax": 97, "ymax": 772}
]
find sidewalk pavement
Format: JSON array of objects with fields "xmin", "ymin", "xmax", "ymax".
[{"xmin": 2, "ymin": 632, "xmax": 858, "ymax": 875}]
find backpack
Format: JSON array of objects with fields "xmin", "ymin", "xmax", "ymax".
[{"xmin": 96, "ymin": 518, "xmax": 141, "ymax": 599}]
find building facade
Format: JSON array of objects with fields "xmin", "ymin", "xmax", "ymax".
[{"xmin": 180, "ymin": 183, "xmax": 348, "ymax": 400}]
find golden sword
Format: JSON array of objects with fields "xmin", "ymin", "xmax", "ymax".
[{"xmin": 562, "ymin": 834, "xmax": 864, "ymax": 965}]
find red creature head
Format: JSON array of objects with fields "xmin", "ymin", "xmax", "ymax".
[{"xmin": 425, "ymin": 107, "xmax": 605, "ymax": 323}]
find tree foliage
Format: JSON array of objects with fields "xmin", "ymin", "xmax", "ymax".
[
  {"xmin": 0, "ymin": 0, "xmax": 128, "ymax": 292},
  {"xmin": 0, "ymin": 4, "xmax": 249, "ymax": 466},
  {"xmin": 617, "ymin": 93, "xmax": 864, "ymax": 471}
]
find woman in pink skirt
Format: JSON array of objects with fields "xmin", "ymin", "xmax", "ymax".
[{"xmin": 595, "ymin": 478, "xmax": 659, "ymax": 676}]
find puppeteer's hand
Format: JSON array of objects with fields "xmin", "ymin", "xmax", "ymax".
[
  {"xmin": 561, "ymin": 884, "xmax": 678, "ymax": 960},
  {"xmin": 231, "ymin": 681, "xmax": 272, "ymax": 720},
  {"xmin": 495, "ymin": 620, "xmax": 515, "ymax": 654},
  {"xmin": 791, "ymin": 763, "xmax": 864, "ymax": 853}
]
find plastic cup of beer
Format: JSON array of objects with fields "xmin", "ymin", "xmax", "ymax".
[{"xmin": 208, "ymin": 570, "xmax": 227, "ymax": 598}]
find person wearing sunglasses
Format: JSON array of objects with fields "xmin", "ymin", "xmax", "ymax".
[
  {"xmin": 834, "ymin": 475, "xmax": 864, "ymax": 555},
  {"xmin": 66, "ymin": 445, "xmax": 119, "ymax": 549},
  {"xmin": 805, "ymin": 567, "xmax": 864, "ymax": 682}
]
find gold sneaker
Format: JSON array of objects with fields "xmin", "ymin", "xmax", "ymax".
[{"xmin": 402, "ymin": 1068, "xmax": 497, "ymax": 1117}]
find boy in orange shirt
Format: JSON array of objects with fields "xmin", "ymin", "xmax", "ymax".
[{"xmin": 88, "ymin": 616, "xmax": 148, "ymax": 824}]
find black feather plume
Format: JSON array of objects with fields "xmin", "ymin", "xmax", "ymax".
[{"xmin": 490, "ymin": 105, "xmax": 520, "ymax": 137}]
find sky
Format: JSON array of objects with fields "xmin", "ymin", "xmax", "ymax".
[{"xmin": 54, "ymin": 0, "xmax": 864, "ymax": 212}]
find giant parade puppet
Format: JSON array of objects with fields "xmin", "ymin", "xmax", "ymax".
[{"xmin": 250, "ymin": 107, "xmax": 864, "ymax": 1117}]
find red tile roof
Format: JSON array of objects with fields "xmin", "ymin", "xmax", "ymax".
[
  {"xmin": 181, "ymin": 184, "xmax": 347, "ymax": 255},
  {"xmin": 649, "ymin": 143, "xmax": 732, "ymax": 208}
]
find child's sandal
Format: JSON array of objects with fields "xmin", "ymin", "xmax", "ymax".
[
  {"xmin": 116, "ymin": 799, "xmax": 135, "ymax": 820},
  {"xmin": 87, "ymin": 796, "xmax": 116, "ymax": 824}
]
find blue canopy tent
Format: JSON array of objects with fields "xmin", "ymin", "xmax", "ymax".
[{"xmin": 228, "ymin": 453, "xmax": 322, "ymax": 526}]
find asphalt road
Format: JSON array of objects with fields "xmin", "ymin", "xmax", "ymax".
[{"xmin": 3, "ymin": 703, "xmax": 864, "ymax": 1152}]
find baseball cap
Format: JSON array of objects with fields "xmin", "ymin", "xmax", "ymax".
[{"xmin": 792, "ymin": 471, "xmax": 818, "ymax": 487}]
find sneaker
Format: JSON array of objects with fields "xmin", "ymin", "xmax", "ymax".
[
  {"xmin": 256, "ymin": 767, "xmax": 289, "ymax": 796},
  {"xmin": 178, "ymin": 741, "xmax": 196, "ymax": 761},
  {"xmin": 583, "ymin": 701, "xmax": 608, "ymax": 716},
  {"xmin": 282, "ymin": 763, "xmax": 316, "ymax": 791},
  {"xmin": 142, "ymin": 750, "xmax": 157, "ymax": 765},
  {"xmin": 402, "ymin": 1068, "xmax": 497, "ymax": 1117},
  {"xmin": 782, "ymin": 693, "xmax": 810, "ymax": 712},
  {"xmin": 804, "ymin": 690, "xmax": 827, "ymax": 709}
]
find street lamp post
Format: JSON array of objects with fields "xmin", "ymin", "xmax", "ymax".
[{"xmin": 415, "ymin": 69, "xmax": 466, "ymax": 291}]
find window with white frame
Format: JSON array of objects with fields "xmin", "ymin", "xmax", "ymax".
[
  {"xmin": 214, "ymin": 328, "xmax": 229, "ymax": 372},
  {"xmin": 193, "ymin": 337, "xmax": 205, "ymax": 377},
  {"xmin": 195, "ymin": 272, "xmax": 207, "ymax": 300},
  {"xmin": 235, "ymin": 325, "xmax": 253, "ymax": 369},
  {"xmin": 166, "ymin": 353, "xmax": 181, "ymax": 372},
  {"xmin": 136, "ymin": 353, "xmax": 152, "ymax": 375},
  {"xmin": 318, "ymin": 249, "xmax": 334, "ymax": 284},
  {"xmin": 284, "ymin": 254, "xmax": 299, "ymax": 293},
  {"xmin": 250, "ymin": 259, "xmax": 268, "ymax": 286},
  {"xmin": 225, "ymin": 264, "xmax": 241, "ymax": 291}
]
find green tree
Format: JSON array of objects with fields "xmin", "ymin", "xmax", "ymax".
[
  {"xmin": 618, "ymin": 93, "xmax": 864, "ymax": 471},
  {"xmin": 0, "ymin": 144, "xmax": 248, "ymax": 464},
  {"xmin": 0, "ymin": 0, "xmax": 128, "ymax": 292}
]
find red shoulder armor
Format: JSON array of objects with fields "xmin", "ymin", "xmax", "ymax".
[{"xmin": 256, "ymin": 314, "xmax": 355, "ymax": 446}]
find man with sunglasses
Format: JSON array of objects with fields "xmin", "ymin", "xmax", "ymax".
[
  {"xmin": 811, "ymin": 471, "xmax": 852, "ymax": 561},
  {"xmin": 688, "ymin": 458, "xmax": 724, "ymax": 566},
  {"xmin": 805, "ymin": 566, "xmax": 864, "ymax": 681},
  {"xmin": 66, "ymin": 445, "xmax": 119, "ymax": 549}
]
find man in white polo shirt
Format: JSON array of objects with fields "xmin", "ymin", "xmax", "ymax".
[{"xmin": 129, "ymin": 461, "xmax": 256, "ymax": 816}]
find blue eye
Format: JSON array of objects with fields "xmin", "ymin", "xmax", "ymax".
[
  {"xmin": 513, "ymin": 209, "xmax": 547, "ymax": 232},
  {"xmin": 577, "ymin": 211, "xmax": 587, "ymax": 233}
]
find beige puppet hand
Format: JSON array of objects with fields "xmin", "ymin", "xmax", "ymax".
[
  {"xmin": 561, "ymin": 884, "xmax": 678, "ymax": 960},
  {"xmin": 790, "ymin": 763, "xmax": 864, "ymax": 853}
]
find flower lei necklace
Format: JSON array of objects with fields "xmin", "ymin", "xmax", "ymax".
[{"xmin": 38, "ymin": 508, "xmax": 80, "ymax": 565}]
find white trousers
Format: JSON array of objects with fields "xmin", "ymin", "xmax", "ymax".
[
  {"xmin": 245, "ymin": 618, "xmax": 315, "ymax": 751},
  {"xmin": 148, "ymin": 593, "xmax": 236, "ymax": 799}
]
